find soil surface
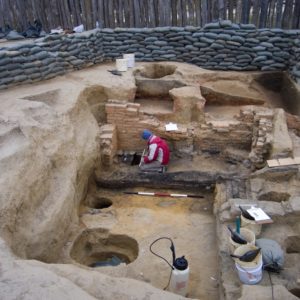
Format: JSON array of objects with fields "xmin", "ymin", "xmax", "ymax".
[{"xmin": 78, "ymin": 187, "xmax": 219, "ymax": 300}]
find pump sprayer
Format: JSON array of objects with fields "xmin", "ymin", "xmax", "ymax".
[{"xmin": 150, "ymin": 237, "xmax": 189, "ymax": 297}]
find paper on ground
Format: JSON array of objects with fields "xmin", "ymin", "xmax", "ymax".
[
  {"xmin": 165, "ymin": 123, "xmax": 178, "ymax": 131},
  {"xmin": 247, "ymin": 207, "xmax": 273, "ymax": 224}
]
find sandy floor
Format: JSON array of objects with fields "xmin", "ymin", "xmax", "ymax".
[{"xmin": 78, "ymin": 187, "xmax": 219, "ymax": 299}]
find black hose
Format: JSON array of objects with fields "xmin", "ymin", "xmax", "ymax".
[
  {"xmin": 149, "ymin": 237, "xmax": 176, "ymax": 291},
  {"xmin": 149, "ymin": 237, "xmax": 175, "ymax": 270},
  {"xmin": 268, "ymin": 271, "xmax": 274, "ymax": 300},
  {"xmin": 163, "ymin": 268, "xmax": 173, "ymax": 290}
]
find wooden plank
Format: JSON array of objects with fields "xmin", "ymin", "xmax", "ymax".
[
  {"xmin": 79, "ymin": 0, "xmax": 87, "ymax": 28},
  {"xmin": 210, "ymin": 0, "xmax": 217, "ymax": 22},
  {"xmin": 282, "ymin": 0, "xmax": 293, "ymax": 29},
  {"xmin": 236, "ymin": 0, "xmax": 242, "ymax": 23},
  {"xmin": 62, "ymin": 0, "xmax": 72, "ymax": 30},
  {"xmin": 114, "ymin": 0, "xmax": 120, "ymax": 27},
  {"xmin": 294, "ymin": 157, "xmax": 300, "ymax": 164},
  {"xmin": 0, "ymin": 0, "xmax": 4, "ymax": 26},
  {"xmin": 119, "ymin": 0, "xmax": 125, "ymax": 27},
  {"xmin": 69, "ymin": 0, "xmax": 78, "ymax": 26},
  {"xmin": 195, "ymin": 0, "xmax": 201, "ymax": 26},
  {"xmin": 251, "ymin": 0, "xmax": 260, "ymax": 27},
  {"xmin": 56, "ymin": 0, "xmax": 64, "ymax": 29},
  {"xmin": 292, "ymin": 0, "xmax": 300, "ymax": 29},
  {"xmin": 108, "ymin": 0, "xmax": 115, "ymax": 27},
  {"xmin": 167, "ymin": 0, "xmax": 172, "ymax": 26},
  {"xmin": 9, "ymin": 1, "xmax": 18, "ymax": 29},
  {"xmin": 259, "ymin": 0, "xmax": 268, "ymax": 28},
  {"xmin": 181, "ymin": 0, "xmax": 187, "ymax": 26},
  {"xmin": 38, "ymin": 0, "xmax": 50, "ymax": 32},
  {"xmin": 207, "ymin": 0, "xmax": 212, "ymax": 22},
  {"xmin": 147, "ymin": 0, "xmax": 155, "ymax": 27},
  {"xmin": 85, "ymin": 0, "xmax": 93, "ymax": 30},
  {"xmin": 228, "ymin": 0, "xmax": 234, "ymax": 22},
  {"xmin": 278, "ymin": 158, "xmax": 295, "ymax": 166},
  {"xmin": 170, "ymin": 0, "xmax": 176, "ymax": 26},
  {"xmin": 3, "ymin": 0, "xmax": 300, "ymax": 31},
  {"xmin": 218, "ymin": 0, "xmax": 225, "ymax": 20},
  {"xmin": 157, "ymin": 0, "xmax": 164, "ymax": 26},
  {"xmin": 91, "ymin": 0, "xmax": 98, "ymax": 28},
  {"xmin": 129, "ymin": 0, "xmax": 135, "ymax": 27},
  {"xmin": 123, "ymin": 0, "xmax": 130, "ymax": 27},
  {"xmin": 139, "ymin": 0, "xmax": 146, "ymax": 27},
  {"xmin": 133, "ymin": 0, "xmax": 141, "ymax": 27},
  {"xmin": 15, "ymin": 0, "xmax": 27, "ymax": 31},
  {"xmin": 241, "ymin": 0, "xmax": 250, "ymax": 24},
  {"xmin": 188, "ymin": 0, "xmax": 195, "ymax": 26},
  {"xmin": 97, "ymin": 0, "xmax": 104, "ymax": 28},
  {"xmin": 267, "ymin": 159, "xmax": 280, "ymax": 167},
  {"xmin": 275, "ymin": 0, "xmax": 283, "ymax": 28},
  {"xmin": 49, "ymin": 0, "xmax": 59, "ymax": 30},
  {"xmin": 268, "ymin": 0, "xmax": 276, "ymax": 28},
  {"xmin": 177, "ymin": 0, "xmax": 183, "ymax": 27},
  {"xmin": 74, "ymin": 0, "xmax": 82, "ymax": 26}
]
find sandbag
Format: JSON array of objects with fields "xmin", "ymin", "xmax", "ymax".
[{"xmin": 256, "ymin": 238, "xmax": 284, "ymax": 272}]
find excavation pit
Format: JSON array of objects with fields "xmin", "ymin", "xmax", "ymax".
[
  {"xmin": 203, "ymin": 71, "xmax": 300, "ymax": 120},
  {"xmin": 136, "ymin": 63, "xmax": 177, "ymax": 79},
  {"xmin": 285, "ymin": 235, "xmax": 300, "ymax": 253},
  {"xmin": 77, "ymin": 187, "xmax": 218, "ymax": 299},
  {"xmin": 70, "ymin": 230, "xmax": 139, "ymax": 268},
  {"xmin": 86, "ymin": 196, "xmax": 113, "ymax": 209},
  {"xmin": 1, "ymin": 61, "xmax": 300, "ymax": 300}
]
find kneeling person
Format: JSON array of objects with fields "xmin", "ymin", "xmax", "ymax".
[{"xmin": 140, "ymin": 130, "xmax": 170, "ymax": 172}]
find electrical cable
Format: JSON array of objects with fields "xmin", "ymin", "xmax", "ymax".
[
  {"xmin": 163, "ymin": 268, "xmax": 173, "ymax": 290},
  {"xmin": 149, "ymin": 237, "xmax": 175, "ymax": 270},
  {"xmin": 268, "ymin": 271, "xmax": 274, "ymax": 300},
  {"xmin": 149, "ymin": 237, "xmax": 175, "ymax": 291}
]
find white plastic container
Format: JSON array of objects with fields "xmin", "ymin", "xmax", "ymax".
[
  {"xmin": 241, "ymin": 214, "xmax": 262, "ymax": 236},
  {"xmin": 116, "ymin": 58, "xmax": 128, "ymax": 72},
  {"xmin": 123, "ymin": 53, "xmax": 135, "ymax": 68},
  {"xmin": 235, "ymin": 259, "xmax": 263, "ymax": 284},
  {"xmin": 169, "ymin": 266, "xmax": 189, "ymax": 296},
  {"xmin": 234, "ymin": 245, "xmax": 263, "ymax": 285},
  {"xmin": 229, "ymin": 227, "xmax": 255, "ymax": 253}
]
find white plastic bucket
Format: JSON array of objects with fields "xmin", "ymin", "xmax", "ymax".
[
  {"xmin": 229, "ymin": 227, "xmax": 255, "ymax": 253},
  {"xmin": 116, "ymin": 58, "xmax": 128, "ymax": 72},
  {"xmin": 123, "ymin": 53, "xmax": 135, "ymax": 68},
  {"xmin": 241, "ymin": 214, "xmax": 262, "ymax": 236},
  {"xmin": 235, "ymin": 259, "xmax": 263, "ymax": 285},
  {"xmin": 234, "ymin": 245, "xmax": 263, "ymax": 285}
]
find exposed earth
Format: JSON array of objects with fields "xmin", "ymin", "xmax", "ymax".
[{"xmin": 0, "ymin": 61, "xmax": 300, "ymax": 300}]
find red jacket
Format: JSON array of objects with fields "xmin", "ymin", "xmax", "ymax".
[{"xmin": 144, "ymin": 135, "xmax": 170, "ymax": 165}]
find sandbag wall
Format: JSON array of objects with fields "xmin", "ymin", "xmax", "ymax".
[
  {"xmin": 102, "ymin": 24, "xmax": 300, "ymax": 76},
  {"xmin": 1, "ymin": 22, "xmax": 300, "ymax": 90},
  {"xmin": 0, "ymin": 30, "xmax": 104, "ymax": 90}
]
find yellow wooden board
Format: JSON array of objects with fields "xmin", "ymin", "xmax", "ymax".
[
  {"xmin": 267, "ymin": 159, "xmax": 280, "ymax": 167},
  {"xmin": 267, "ymin": 157, "xmax": 300, "ymax": 168},
  {"xmin": 278, "ymin": 158, "xmax": 295, "ymax": 166},
  {"xmin": 294, "ymin": 157, "xmax": 300, "ymax": 164}
]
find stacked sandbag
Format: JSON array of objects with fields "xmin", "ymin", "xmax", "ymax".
[
  {"xmin": 0, "ymin": 29, "xmax": 104, "ymax": 90},
  {"xmin": 1, "ymin": 20, "xmax": 300, "ymax": 90}
]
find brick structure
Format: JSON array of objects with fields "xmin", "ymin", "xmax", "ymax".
[
  {"xmin": 99, "ymin": 124, "xmax": 117, "ymax": 167},
  {"xmin": 105, "ymin": 99, "xmax": 190, "ymax": 153}
]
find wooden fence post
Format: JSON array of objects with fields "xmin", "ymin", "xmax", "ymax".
[{"xmin": 1, "ymin": 0, "xmax": 300, "ymax": 32}]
